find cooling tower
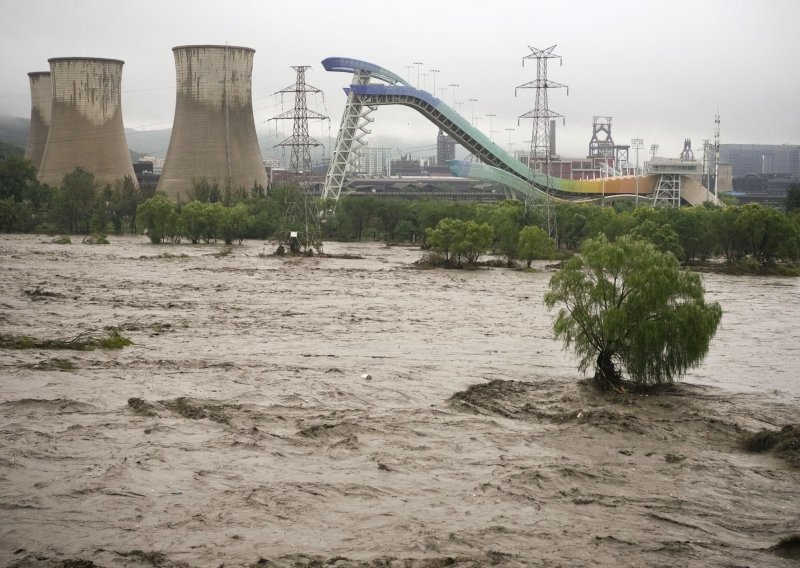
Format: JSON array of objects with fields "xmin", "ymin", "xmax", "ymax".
[
  {"xmin": 38, "ymin": 57, "xmax": 136, "ymax": 187},
  {"xmin": 25, "ymin": 72, "xmax": 52, "ymax": 171},
  {"xmin": 157, "ymin": 45, "xmax": 268, "ymax": 201}
]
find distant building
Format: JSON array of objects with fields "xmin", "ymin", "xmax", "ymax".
[
  {"xmin": 732, "ymin": 173, "xmax": 797, "ymax": 207},
  {"xmin": 720, "ymin": 144, "xmax": 800, "ymax": 178},
  {"xmin": 436, "ymin": 130, "xmax": 455, "ymax": 165},
  {"xmin": 356, "ymin": 146, "xmax": 392, "ymax": 176}
]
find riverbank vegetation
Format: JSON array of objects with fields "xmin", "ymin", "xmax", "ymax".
[{"xmin": 2, "ymin": 159, "xmax": 799, "ymax": 273}]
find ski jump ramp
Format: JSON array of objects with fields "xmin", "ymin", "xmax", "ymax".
[{"xmin": 322, "ymin": 57, "xmax": 718, "ymax": 206}]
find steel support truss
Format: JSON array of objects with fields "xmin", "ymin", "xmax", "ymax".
[
  {"xmin": 322, "ymin": 71, "xmax": 374, "ymax": 203},
  {"xmin": 652, "ymin": 174, "xmax": 681, "ymax": 208}
]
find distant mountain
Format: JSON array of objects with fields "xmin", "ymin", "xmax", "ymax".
[
  {"xmin": 0, "ymin": 116, "xmax": 29, "ymax": 148},
  {"xmin": 124, "ymin": 127, "xmax": 172, "ymax": 158}
]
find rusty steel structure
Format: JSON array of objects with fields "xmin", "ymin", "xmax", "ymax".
[
  {"xmin": 37, "ymin": 57, "xmax": 136, "ymax": 187},
  {"xmin": 157, "ymin": 45, "xmax": 268, "ymax": 201},
  {"xmin": 25, "ymin": 71, "xmax": 52, "ymax": 172}
]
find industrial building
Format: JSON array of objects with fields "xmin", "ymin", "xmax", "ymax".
[
  {"xmin": 37, "ymin": 57, "xmax": 137, "ymax": 187},
  {"xmin": 721, "ymin": 144, "xmax": 800, "ymax": 178},
  {"xmin": 24, "ymin": 72, "xmax": 51, "ymax": 172},
  {"xmin": 157, "ymin": 45, "xmax": 268, "ymax": 201}
]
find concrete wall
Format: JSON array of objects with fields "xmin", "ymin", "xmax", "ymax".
[
  {"xmin": 25, "ymin": 72, "xmax": 52, "ymax": 172},
  {"xmin": 37, "ymin": 58, "xmax": 136, "ymax": 187},
  {"xmin": 157, "ymin": 45, "xmax": 268, "ymax": 201}
]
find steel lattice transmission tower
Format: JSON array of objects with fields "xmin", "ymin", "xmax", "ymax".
[
  {"xmin": 516, "ymin": 45, "xmax": 567, "ymax": 239},
  {"xmin": 271, "ymin": 66, "xmax": 329, "ymax": 175}
]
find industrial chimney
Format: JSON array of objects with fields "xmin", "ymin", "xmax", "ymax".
[
  {"xmin": 37, "ymin": 57, "xmax": 136, "ymax": 187},
  {"xmin": 157, "ymin": 45, "xmax": 268, "ymax": 201},
  {"xmin": 25, "ymin": 72, "xmax": 52, "ymax": 172}
]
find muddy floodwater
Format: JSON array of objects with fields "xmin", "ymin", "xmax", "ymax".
[{"xmin": 1, "ymin": 234, "xmax": 798, "ymax": 567}]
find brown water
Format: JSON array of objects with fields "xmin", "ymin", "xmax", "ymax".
[{"xmin": 1, "ymin": 235, "xmax": 798, "ymax": 567}]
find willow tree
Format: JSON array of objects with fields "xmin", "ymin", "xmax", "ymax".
[{"xmin": 544, "ymin": 235, "xmax": 722, "ymax": 389}]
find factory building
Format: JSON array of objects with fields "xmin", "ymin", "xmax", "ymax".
[
  {"xmin": 24, "ymin": 72, "xmax": 51, "ymax": 172},
  {"xmin": 37, "ymin": 57, "xmax": 136, "ymax": 187},
  {"xmin": 720, "ymin": 144, "xmax": 800, "ymax": 178},
  {"xmin": 157, "ymin": 45, "xmax": 268, "ymax": 201}
]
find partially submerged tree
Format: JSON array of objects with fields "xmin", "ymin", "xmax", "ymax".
[
  {"xmin": 544, "ymin": 235, "xmax": 722, "ymax": 389},
  {"xmin": 426, "ymin": 218, "xmax": 493, "ymax": 268},
  {"xmin": 517, "ymin": 225, "xmax": 555, "ymax": 268}
]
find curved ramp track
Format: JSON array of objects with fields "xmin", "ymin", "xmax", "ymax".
[{"xmin": 322, "ymin": 57, "xmax": 718, "ymax": 206}]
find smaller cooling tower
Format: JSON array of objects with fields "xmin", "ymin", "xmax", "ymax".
[
  {"xmin": 25, "ymin": 72, "xmax": 52, "ymax": 171},
  {"xmin": 157, "ymin": 45, "xmax": 268, "ymax": 201},
  {"xmin": 38, "ymin": 57, "xmax": 136, "ymax": 188}
]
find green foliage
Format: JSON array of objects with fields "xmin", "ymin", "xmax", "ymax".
[
  {"xmin": 179, "ymin": 200, "xmax": 211, "ymax": 243},
  {"xmin": 0, "ymin": 156, "xmax": 37, "ymax": 202},
  {"xmin": 0, "ymin": 329, "xmax": 133, "ymax": 351},
  {"xmin": 137, "ymin": 194, "xmax": 178, "ymax": 244},
  {"xmin": 109, "ymin": 175, "xmax": 140, "ymax": 234},
  {"xmin": 544, "ymin": 235, "xmax": 722, "ymax": 388},
  {"xmin": 219, "ymin": 203, "xmax": 250, "ymax": 245},
  {"xmin": 338, "ymin": 196, "xmax": 379, "ymax": 241},
  {"xmin": 487, "ymin": 201, "xmax": 524, "ymax": 265},
  {"xmin": 51, "ymin": 167, "xmax": 97, "ymax": 234},
  {"xmin": 734, "ymin": 203, "xmax": 799, "ymax": 265},
  {"xmin": 189, "ymin": 178, "xmax": 222, "ymax": 203},
  {"xmin": 99, "ymin": 328, "xmax": 134, "ymax": 349},
  {"xmin": 629, "ymin": 219, "xmax": 684, "ymax": 260},
  {"xmin": 786, "ymin": 183, "xmax": 800, "ymax": 213},
  {"xmin": 517, "ymin": 225, "xmax": 555, "ymax": 268},
  {"xmin": 426, "ymin": 218, "xmax": 494, "ymax": 267}
]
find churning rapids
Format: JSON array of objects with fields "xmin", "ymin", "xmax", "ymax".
[{"xmin": 1, "ymin": 234, "xmax": 798, "ymax": 567}]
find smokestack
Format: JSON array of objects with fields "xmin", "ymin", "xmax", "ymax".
[
  {"xmin": 25, "ymin": 72, "xmax": 52, "ymax": 172},
  {"xmin": 549, "ymin": 119, "xmax": 557, "ymax": 158},
  {"xmin": 157, "ymin": 45, "xmax": 268, "ymax": 201},
  {"xmin": 38, "ymin": 57, "xmax": 136, "ymax": 187}
]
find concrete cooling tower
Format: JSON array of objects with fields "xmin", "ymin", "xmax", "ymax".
[
  {"xmin": 25, "ymin": 72, "xmax": 52, "ymax": 171},
  {"xmin": 157, "ymin": 45, "xmax": 268, "ymax": 201},
  {"xmin": 38, "ymin": 57, "xmax": 136, "ymax": 188}
]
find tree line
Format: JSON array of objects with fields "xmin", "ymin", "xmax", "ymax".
[{"xmin": 1, "ymin": 157, "xmax": 799, "ymax": 269}]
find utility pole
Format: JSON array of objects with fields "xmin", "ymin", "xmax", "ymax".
[
  {"xmin": 714, "ymin": 112, "xmax": 720, "ymax": 202},
  {"xmin": 413, "ymin": 61, "xmax": 424, "ymax": 88},
  {"xmin": 631, "ymin": 137, "xmax": 643, "ymax": 205},
  {"xmin": 505, "ymin": 127, "xmax": 515, "ymax": 154},
  {"xmin": 516, "ymin": 45, "xmax": 568, "ymax": 240},
  {"xmin": 468, "ymin": 98, "xmax": 479, "ymax": 125},
  {"xmin": 271, "ymin": 66, "xmax": 329, "ymax": 175},
  {"xmin": 486, "ymin": 113, "xmax": 497, "ymax": 142}
]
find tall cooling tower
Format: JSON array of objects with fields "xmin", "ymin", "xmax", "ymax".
[
  {"xmin": 25, "ymin": 72, "xmax": 52, "ymax": 171},
  {"xmin": 38, "ymin": 57, "xmax": 136, "ymax": 187},
  {"xmin": 157, "ymin": 45, "xmax": 268, "ymax": 201}
]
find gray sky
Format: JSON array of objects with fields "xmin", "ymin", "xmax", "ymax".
[{"xmin": 2, "ymin": 0, "xmax": 798, "ymax": 163}]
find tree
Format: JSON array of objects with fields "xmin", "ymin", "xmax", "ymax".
[
  {"xmin": 0, "ymin": 156, "xmax": 37, "ymax": 202},
  {"xmin": 426, "ymin": 218, "xmax": 493, "ymax": 267},
  {"xmin": 137, "ymin": 194, "xmax": 177, "ymax": 243},
  {"xmin": 109, "ymin": 175, "xmax": 140, "ymax": 234},
  {"xmin": 629, "ymin": 219, "xmax": 684, "ymax": 260},
  {"xmin": 544, "ymin": 235, "xmax": 722, "ymax": 389},
  {"xmin": 785, "ymin": 183, "xmax": 800, "ymax": 213},
  {"xmin": 734, "ymin": 203, "xmax": 799, "ymax": 265},
  {"xmin": 51, "ymin": 167, "xmax": 97, "ymax": 234},
  {"xmin": 487, "ymin": 201, "xmax": 524, "ymax": 266},
  {"xmin": 219, "ymin": 203, "xmax": 249, "ymax": 244},
  {"xmin": 179, "ymin": 201, "xmax": 211, "ymax": 244},
  {"xmin": 517, "ymin": 225, "xmax": 555, "ymax": 268}
]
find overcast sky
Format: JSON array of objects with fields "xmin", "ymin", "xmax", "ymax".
[{"xmin": 1, "ymin": 0, "xmax": 798, "ymax": 163}]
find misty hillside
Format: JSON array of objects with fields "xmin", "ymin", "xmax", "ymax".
[
  {"xmin": 0, "ymin": 115, "xmax": 151, "ymax": 164},
  {"xmin": 0, "ymin": 116, "xmax": 29, "ymax": 148}
]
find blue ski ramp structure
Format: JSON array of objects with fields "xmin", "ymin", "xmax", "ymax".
[{"xmin": 321, "ymin": 57, "xmax": 717, "ymax": 207}]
